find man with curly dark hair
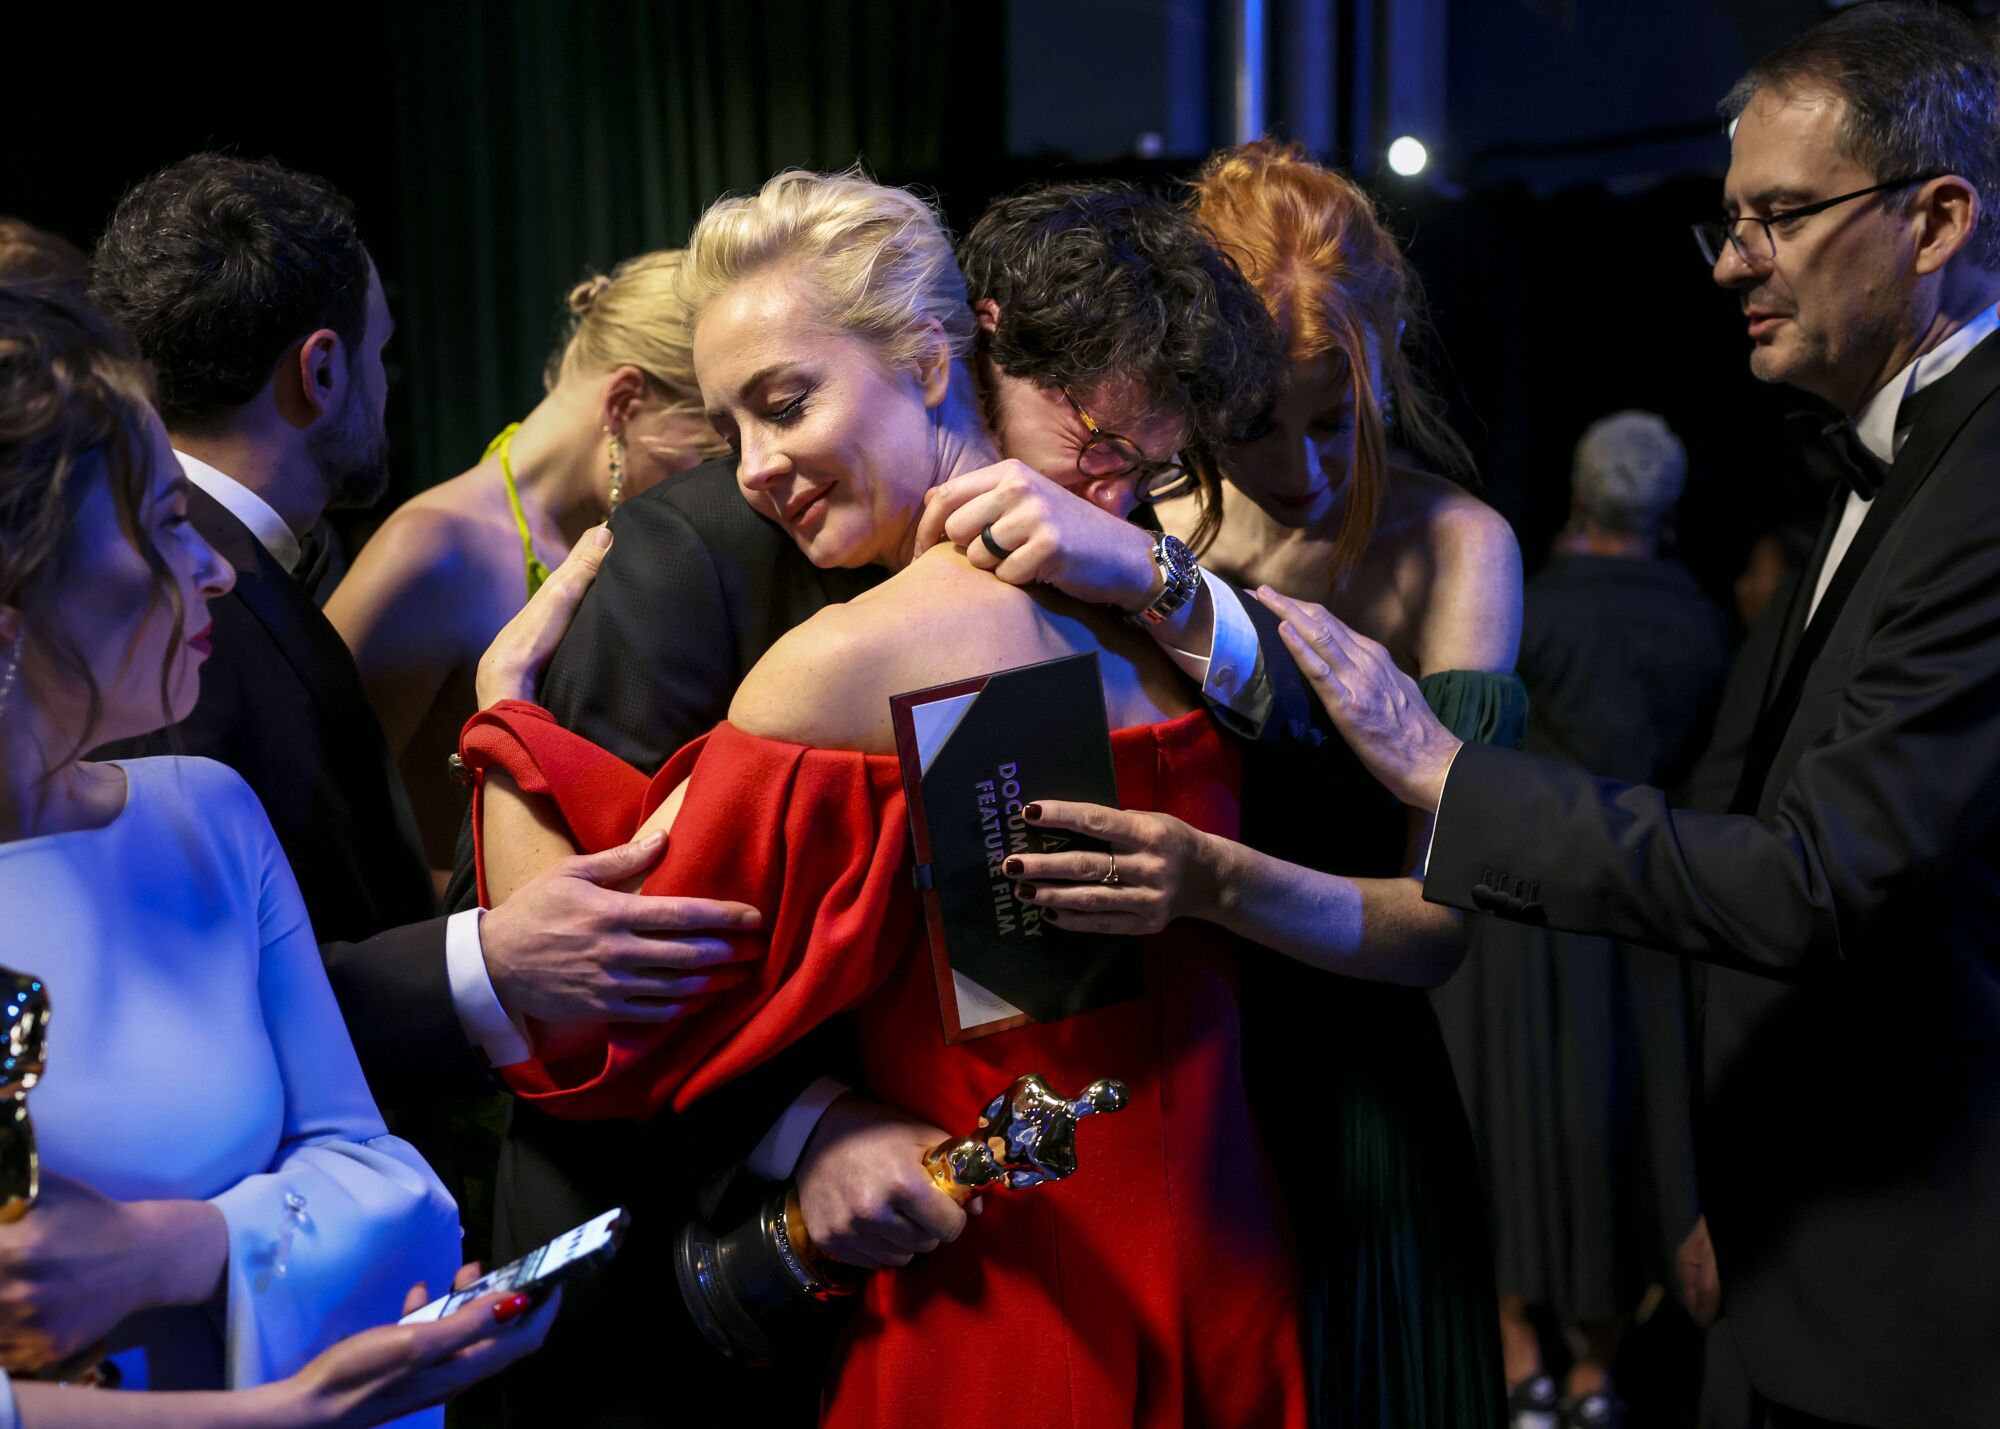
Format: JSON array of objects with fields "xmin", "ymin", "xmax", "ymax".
[
  {"xmin": 960, "ymin": 181, "xmax": 1281, "ymax": 492},
  {"xmin": 90, "ymin": 155, "xmax": 390, "ymax": 513},
  {"xmin": 919, "ymin": 182, "xmax": 1300, "ymax": 737}
]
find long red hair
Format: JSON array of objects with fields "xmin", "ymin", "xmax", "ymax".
[{"xmin": 1189, "ymin": 139, "xmax": 1472, "ymax": 573}]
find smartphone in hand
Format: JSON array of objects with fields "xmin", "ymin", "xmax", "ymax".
[{"xmin": 401, "ymin": 1207, "xmax": 629, "ymax": 1324}]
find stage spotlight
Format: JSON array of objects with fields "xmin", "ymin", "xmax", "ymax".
[{"xmin": 1387, "ymin": 136, "xmax": 1429, "ymax": 177}]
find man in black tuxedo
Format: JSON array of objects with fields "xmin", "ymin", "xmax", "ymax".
[
  {"xmin": 86, "ymin": 155, "xmax": 758, "ymax": 1120},
  {"xmin": 1265, "ymin": 6, "xmax": 2000, "ymax": 1425},
  {"xmin": 483, "ymin": 181, "xmax": 1297, "ymax": 1425}
]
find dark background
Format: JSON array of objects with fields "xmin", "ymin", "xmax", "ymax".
[
  {"xmin": 13, "ymin": 0, "xmax": 1986, "ymax": 609},
  {"xmin": 11, "ymin": 2, "xmax": 1992, "ymax": 1418}
]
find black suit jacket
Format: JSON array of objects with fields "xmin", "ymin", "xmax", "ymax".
[
  {"xmin": 1425, "ymin": 333, "xmax": 2000, "ymax": 1428},
  {"xmin": 95, "ymin": 484, "xmax": 486, "ymax": 1103}
]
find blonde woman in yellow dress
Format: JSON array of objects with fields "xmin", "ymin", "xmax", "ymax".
[{"xmin": 328, "ymin": 252, "xmax": 726, "ymax": 875}]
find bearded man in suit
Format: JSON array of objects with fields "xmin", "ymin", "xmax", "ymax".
[
  {"xmin": 87, "ymin": 155, "xmax": 758, "ymax": 1117},
  {"xmin": 1262, "ymin": 6, "xmax": 2000, "ymax": 1426}
]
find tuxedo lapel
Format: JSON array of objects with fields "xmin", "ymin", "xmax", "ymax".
[
  {"xmin": 1731, "ymin": 332, "xmax": 2000, "ymax": 813},
  {"xmin": 1760, "ymin": 491, "xmax": 1844, "ymax": 713},
  {"xmin": 189, "ymin": 485, "xmax": 360, "ymax": 716}
]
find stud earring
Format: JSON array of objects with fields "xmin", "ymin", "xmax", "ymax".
[{"xmin": 604, "ymin": 426, "xmax": 627, "ymax": 509}]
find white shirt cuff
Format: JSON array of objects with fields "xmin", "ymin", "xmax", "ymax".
[
  {"xmin": 745, "ymin": 1076, "xmax": 850, "ymax": 1181},
  {"xmin": 446, "ymin": 907, "xmax": 533, "ymax": 1068},
  {"xmin": 1163, "ymin": 569, "xmax": 1264, "ymax": 715}
]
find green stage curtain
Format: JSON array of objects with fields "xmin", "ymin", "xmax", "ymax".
[{"xmin": 387, "ymin": 0, "xmax": 1000, "ymax": 489}]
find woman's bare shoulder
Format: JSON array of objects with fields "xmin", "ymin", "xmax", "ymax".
[
  {"xmin": 327, "ymin": 466, "xmax": 519, "ymax": 646},
  {"xmin": 1381, "ymin": 467, "xmax": 1523, "ymax": 673},
  {"xmin": 729, "ymin": 547, "xmax": 1052, "ymax": 751}
]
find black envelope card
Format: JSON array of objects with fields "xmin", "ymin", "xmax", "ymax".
[{"xmin": 890, "ymin": 652, "xmax": 1140, "ymax": 1043}]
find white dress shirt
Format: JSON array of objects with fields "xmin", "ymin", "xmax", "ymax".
[
  {"xmin": 1168, "ymin": 569, "xmax": 1266, "ymax": 723},
  {"xmin": 177, "ymin": 450, "xmax": 303, "ymax": 575},
  {"xmin": 1808, "ymin": 303, "xmax": 2000, "ymax": 622},
  {"xmin": 3, "ymin": 757, "xmax": 458, "ymax": 1418}
]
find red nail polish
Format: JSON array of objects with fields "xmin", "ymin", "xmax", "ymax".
[
  {"xmin": 1002, "ymin": 857, "xmax": 1023, "ymax": 876},
  {"xmin": 1024, "ymin": 803, "xmax": 1042, "ymax": 821},
  {"xmin": 493, "ymin": 1292, "xmax": 533, "ymax": 1324}
]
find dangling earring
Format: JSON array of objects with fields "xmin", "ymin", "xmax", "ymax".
[
  {"xmin": 604, "ymin": 425, "xmax": 627, "ymax": 509},
  {"xmin": 0, "ymin": 630, "xmax": 21, "ymax": 726}
]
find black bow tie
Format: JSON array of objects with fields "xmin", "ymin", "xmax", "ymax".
[{"xmin": 1788, "ymin": 411, "xmax": 1886, "ymax": 501}]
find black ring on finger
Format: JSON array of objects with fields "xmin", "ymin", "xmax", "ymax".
[{"xmin": 980, "ymin": 524, "xmax": 1015, "ymax": 561}]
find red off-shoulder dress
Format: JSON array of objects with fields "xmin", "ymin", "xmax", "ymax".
[{"xmin": 463, "ymin": 701, "xmax": 1307, "ymax": 1429}]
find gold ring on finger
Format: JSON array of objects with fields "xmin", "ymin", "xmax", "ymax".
[{"xmin": 1100, "ymin": 852, "xmax": 1121, "ymax": 886}]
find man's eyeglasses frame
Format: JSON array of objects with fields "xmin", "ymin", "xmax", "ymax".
[
  {"xmin": 1059, "ymin": 385, "xmax": 1197, "ymax": 503},
  {"xmin": 1691, "ymin": 172, "xmax": 1942, "ymax": 269}
]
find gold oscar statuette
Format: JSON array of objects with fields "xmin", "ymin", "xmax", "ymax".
[
  {"xmin": 0, "ymin": 968, "xmax": 110, "ymax": 1385},
  {"xmin": 0, "ymin": 967, "xmax": 49, "ymax": 1224},
  {"xmin": 677, "ymin": 1072, "xmax": 1129, "ymax": 1363}
]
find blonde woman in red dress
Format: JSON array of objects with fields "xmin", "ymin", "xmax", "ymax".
[{"xmin": 461, "ymin": 170, "xmax": 1309, "ymax": 1429}]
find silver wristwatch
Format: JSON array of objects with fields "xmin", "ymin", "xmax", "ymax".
[{"xmin": 1125, "ymin": 533, "xmax": 1202, "ymax": 627}]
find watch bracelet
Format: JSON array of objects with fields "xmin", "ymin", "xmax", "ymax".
[{"xmin": 1126, "ymin": 534, "xmax": 1200, "ymax": 627}]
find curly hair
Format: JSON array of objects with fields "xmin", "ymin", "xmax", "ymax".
[
  {"xmin": 1190, "ymin": 139, "xmax": 1473, "ymax": 573},
  {"xmin": 958, "ymin": 182, "xmax": 1283, "ymax": 537},
  {"xmin": 89, "ymin": 153, "xmax": 370, "ymax": 431},
  {"xmin": 0, "ymin": 283, "xmax": 177, "ymax": 778}
]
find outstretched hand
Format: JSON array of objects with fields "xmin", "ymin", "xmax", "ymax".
[
  {"xmin": 1252, "ymin": 586, "xmax": 1460, "ymax": 812},
  {"xmin": 1004, "ymin": 800, "xmax": 1221, "ymax": 935},
  {"xmin": 476, "ymin": 525, "xmax": 614, "ymax": 709}
]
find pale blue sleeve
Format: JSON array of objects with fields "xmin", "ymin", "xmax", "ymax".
[{"xmin": 205, "ymin": 783, "xmax": 460, "ymax": 1407}]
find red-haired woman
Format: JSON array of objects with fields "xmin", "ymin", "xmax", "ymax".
[{"xmin": 1002, "ymin": 140, "xmax": 1526, "ymax": 1428}]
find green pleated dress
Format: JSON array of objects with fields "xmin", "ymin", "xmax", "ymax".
[{"xmin": 1242, "ymin": 669, "xmax": 1526, "ymax": 1429}]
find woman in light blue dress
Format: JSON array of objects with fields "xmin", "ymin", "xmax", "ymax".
[{"xmin": 0, "ymin": 285, "xmax": 555, "ymax": 1425}]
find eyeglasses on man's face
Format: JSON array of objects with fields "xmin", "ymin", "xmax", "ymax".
[
  {"xmin": 1691, "ymin": 172, "xmax": 1941, "ymax": 270},
  {"xmin": 1059, "ymin": 385, "xmax": 1198, "ymax": 503}
]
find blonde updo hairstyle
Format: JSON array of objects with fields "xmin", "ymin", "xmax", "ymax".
[
  {"xmin": 676, "ymin": 169, "xmax": 975, "ymax": 385},
  {"xmin": 1191, "ymin": 139, "xmax": 1473, "ymax": 574},
  {"xmin": 545, "ymin": 248, "xmax": 728, "ymax": 459}
]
